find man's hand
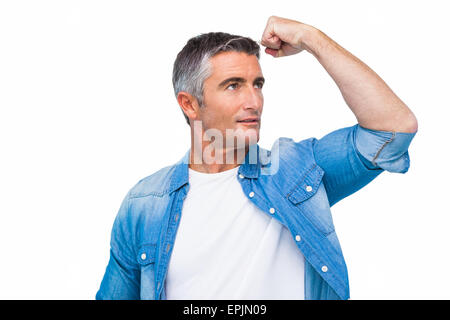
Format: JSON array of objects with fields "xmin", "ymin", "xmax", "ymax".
[{"xmin": 260, "ymin": 16, "xmax": 315, "ymax": 58}]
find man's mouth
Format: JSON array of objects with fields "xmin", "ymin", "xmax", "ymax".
[{"xmin": 237, "ymin": 117, "xmax": 260, "ymax": 125}]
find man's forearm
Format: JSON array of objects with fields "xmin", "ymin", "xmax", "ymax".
[{"xmin": 301, "ymin": 26, "xmax": 418, "ymax": 133}]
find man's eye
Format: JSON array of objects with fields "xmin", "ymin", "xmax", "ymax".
[
  {"xmin": 255, "ymin": 82, "xmax": 264, "ymax": 89},
  {"xmin": 226, "ymin": 83, "xmax": 239, "ymax": 90}
]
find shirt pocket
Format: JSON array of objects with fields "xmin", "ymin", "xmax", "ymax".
[{"xmin": 286, "ymin": 164, "xmax": 336, "ymax": 236}]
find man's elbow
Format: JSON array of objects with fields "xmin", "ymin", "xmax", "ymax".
[
  {"xmin": 403, "ymin": 112, "xmax": 419, "ymax": 133},
  {"xmin": 393, "ymin": 111, "xmax": 418, "ymax": 134}
]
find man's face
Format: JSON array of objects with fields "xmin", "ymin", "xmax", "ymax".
[{"xmin": 198, "ymin": 51, "xmax": 264, "ymax": 147}]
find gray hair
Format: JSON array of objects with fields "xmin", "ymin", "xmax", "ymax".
[{"xmin": 172, "ymin": 32, "xmax": 260, "ymax": 125}]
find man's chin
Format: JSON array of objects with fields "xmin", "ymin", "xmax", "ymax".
[
  {"xmin": 246, "ymin": 131, "xmax": 260, "ymax": 146},
  {"xmin": 227, "ymin": 128, "xmax": 259, "ymax": 149}
]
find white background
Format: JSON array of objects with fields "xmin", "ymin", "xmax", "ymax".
[{"xmin": 0, "ymin": 0, "xmax": 448, "ymax": 299}]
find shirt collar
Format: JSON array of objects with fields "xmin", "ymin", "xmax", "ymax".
[
  {"xmin": 238, "ymin": 143, "xmax": 260, "ymax": 178},
  {"xmin": 169, "ymin": 149, "xmax": 190, "ymax": 193},
  {"xmin": 169, "ymin": 144, "xmax": 261, "ymax": 193}
]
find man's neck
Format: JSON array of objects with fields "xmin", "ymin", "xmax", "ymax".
[{"xmin": 188, "ymin": 145, "xmax": 249, "ymax": 174}]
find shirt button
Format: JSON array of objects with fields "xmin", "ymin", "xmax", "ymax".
[
  {"xmin": 249, "ymin": 191, "xmax": 255, "ymax": 198},
  {"xmin": 295, "ymin": 235, "xmax": 301, "ymax": 242},
  {"xmin": 269, "ymin": 208, "xmax": 275, "ymax": 214},
  {"xmin": 321, "ymin": 265, "xmax": 328, "ymax": 272},
  {"xmin": 141, "ymin": 253, "xmax": 147, "ymax": 261},
  {"xmin": 306, "ymin": 185, "xmax": 313, "ymax": 192},
  {"xmin": 239, "ymin": 174, "xmax": 244, "ymax": 179}
]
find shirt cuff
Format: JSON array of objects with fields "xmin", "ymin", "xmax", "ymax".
[{"xmin": 355, "ymin": 124, "xmax": 417, "ymax": 173}]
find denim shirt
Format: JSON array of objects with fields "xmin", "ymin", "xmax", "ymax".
[{"xmin": 96, "ymin": 124, "xmax": 416, "ymax": 300}]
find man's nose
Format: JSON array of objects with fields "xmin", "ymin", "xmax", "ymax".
[{"xmin": 243, "ymin": 86, "xmax": 263, "ymax": 111}]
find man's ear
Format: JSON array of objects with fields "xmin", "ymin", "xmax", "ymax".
[{"xmin": 177, "ymin": 91, "xmax": 200, "ymax": 123}]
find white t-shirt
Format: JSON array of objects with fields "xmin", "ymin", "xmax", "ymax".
[{"xmin": 165, "ymin": 166, "xmax": 305, "ymax": 299}]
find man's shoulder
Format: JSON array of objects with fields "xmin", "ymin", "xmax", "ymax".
[
  {"xmin": 258, "ymin": 136, "xmax": 318, "ymax": 178},
  {"xmin": 268, "ymin": 136, "xmax": 317, "ymax": 161},
  {"xmin": 128, "ymin": 163, "xmax": 178, "ymax": 199},
  {"xmin": 276, "ymin": 136, "xmax": 316, "ymax": 150}
]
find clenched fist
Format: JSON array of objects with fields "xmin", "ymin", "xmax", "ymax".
[{"xmin": 260, "ymin": 16, "xmax": 317, "ymax": 58}]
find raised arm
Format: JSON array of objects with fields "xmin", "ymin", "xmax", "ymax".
[
  {"xmin": 261, "ymin": 16, "xmax": 418, "ymax": 206},
  {"xmin": 260, "ymin": 16, "xmax": 418, "ymax": 133}
]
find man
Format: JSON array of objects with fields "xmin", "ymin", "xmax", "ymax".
[{"xmin": 96, "ymin": 16, "xmax": 418, "ymax": 300}]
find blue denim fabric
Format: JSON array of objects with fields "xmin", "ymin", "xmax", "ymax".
[{"xmin": 96, "ymin": 124, "xmax": 416, "ymax": 300}]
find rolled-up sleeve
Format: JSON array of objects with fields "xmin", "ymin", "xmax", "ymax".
[
  {"xmin": 312, "ymin": 124, "xmax": 417, "ymax": 207},
  {"xmin": 355, "ymin": 125, "xmax": 417, "ymax": 173}
]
